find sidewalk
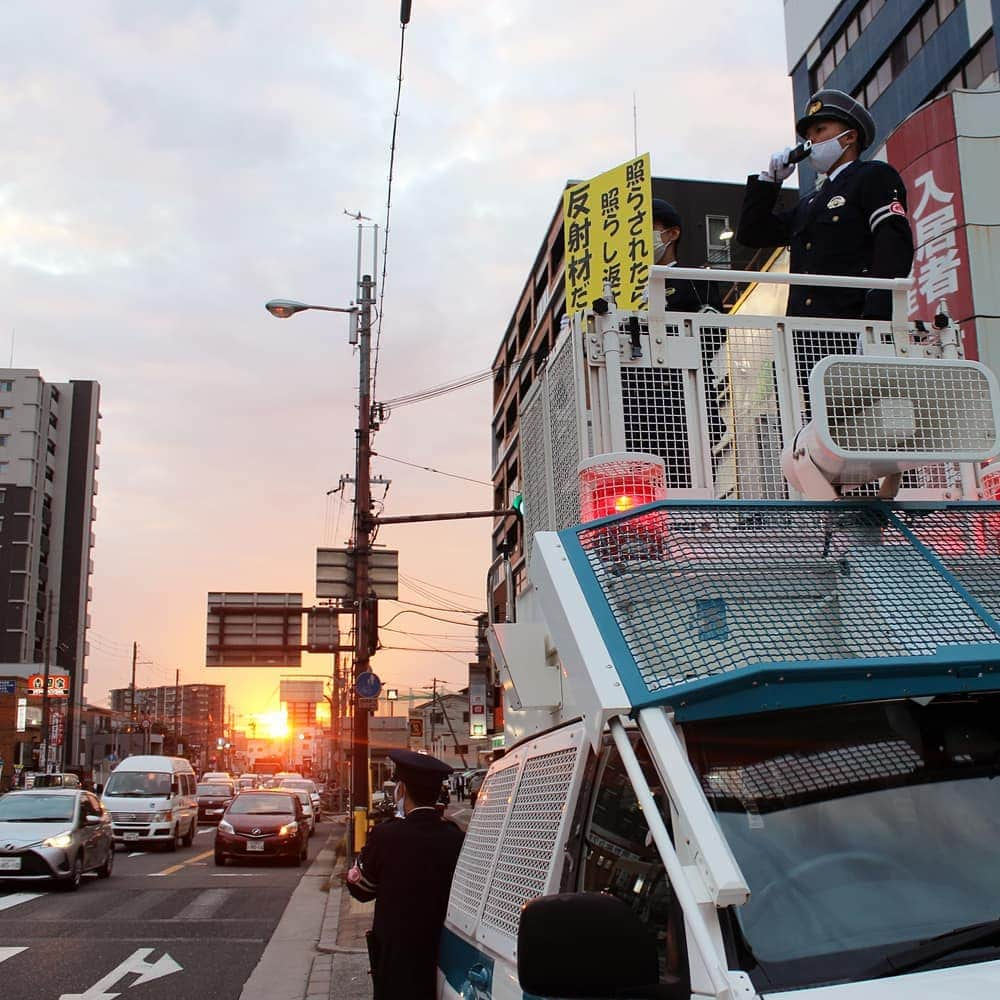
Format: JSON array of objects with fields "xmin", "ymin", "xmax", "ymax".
[{"xmin": 239, "ymin": 817, "xmax": 373, "ymax": 1000}]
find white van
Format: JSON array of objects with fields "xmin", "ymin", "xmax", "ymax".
[{"xmin": 101, "ymin": 755, "xmax": 197, "ymax": 850}]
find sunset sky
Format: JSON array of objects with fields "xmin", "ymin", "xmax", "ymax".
[{"xmin": 0, "ymin": 1, "xmax": 794, "ymax": 724}]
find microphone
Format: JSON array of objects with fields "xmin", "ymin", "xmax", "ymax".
[{"xmin": 786, "ymin": 141, "xmax": 813, "ymax": 165}]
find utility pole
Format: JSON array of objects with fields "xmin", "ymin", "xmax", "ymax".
[
  {"xmin": 430, "ymin": 676, "xmax": 437, "ymax": 751},
  {"xmin": 130, "ymin": 642, "xmax": 138, "ymax": 727},
  {"xmin": 174, "ymin": 668, "xmax": 180, "ymax": 754},
  {"xmin": 40, "ymin": 591, "xmax": 53, "ymax": 773},
  {"xmin": 351, "ymin": 271, "xmax": 376, "ymax": 823}
]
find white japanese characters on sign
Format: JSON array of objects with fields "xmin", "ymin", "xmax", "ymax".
[{"xmin": 908, "ymin": 169, "xmax": 962, "ymax": 314}]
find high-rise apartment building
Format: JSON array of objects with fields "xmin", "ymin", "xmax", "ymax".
[
  {"xmin": 109, "ymin": 682, "xmax": 226, "ymax": 752},
  {"xmin": 0, "ymin": 370, "xmax": 100, "ymax": 770},
  {"xmin": 785, "ymin": 0, "xmax": 998, "ymax": 186}
]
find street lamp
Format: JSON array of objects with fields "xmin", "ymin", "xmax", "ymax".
[{"xmin": 265, "ymin": 299, "xmax": 358, "ymax": 318}]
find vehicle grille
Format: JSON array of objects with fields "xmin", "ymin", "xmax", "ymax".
[{"xmin": 111, "ymin": 812, "xmax": 155, "ymax": 823}]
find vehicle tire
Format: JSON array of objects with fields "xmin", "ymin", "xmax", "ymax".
[
  {"xmin": 214, "ymin": 851, "xmax": 226, "ymax": 867},
  {"xmin": 61, "ymin": 855, "xmax": 83, "ymax": 892},
  {"xmin": 166, "ymin": 826, "xmax": 180, "ymax": 852},
  {"xmin": 308, "ymin": 825, "xmax": 314, "ymax": 839},
  {"xmin": 182, "ymin": 818, "xmax": 195, "ymax": 847},
  {"xmin": 97, "ymin": 844, "xmax": 114, "ymax": 879}
]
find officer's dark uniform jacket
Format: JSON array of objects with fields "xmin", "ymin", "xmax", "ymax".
[
  {"xmin": 737, "ymin": 159, "xmax": 914, "ymax": 319},
  {"xmin": 347, "ymin": 808, "xmax": 464, "ymax": 999}
]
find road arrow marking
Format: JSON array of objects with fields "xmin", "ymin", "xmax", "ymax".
[
  {"xmin": 0, "ymin": 946, "xmax": 27, "ymax": 965},
  {"xmin": 0, "ymin": 892, "xmax": 42, "ymax": 912},
  {"xmin": 59, "ymin": 948, "xmax": 182, "ymax": 1000}
]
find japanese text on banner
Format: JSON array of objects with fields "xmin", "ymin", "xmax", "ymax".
[
  {"xmin": 907, "ymin": 168, "xmax": 962, "ymax": 316},
  {"xmin": 563, "ymin": 154, "xmax": 652, "ymax": 314}
]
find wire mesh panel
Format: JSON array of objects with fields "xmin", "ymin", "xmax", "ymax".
[
  {"xmin": 568, "ymin": 502, "xmax": 1000, "ymax": 701},
  {"xmin": 703, "ymin": 740, "xmax": 923, "ymax": 814},
  {"xmin": 447, "ymin": 762, "xmax": 520, "ymax": 928},
  {"xmin": 621, "ymin": 368, "xmax": 692, "ymax": 489},
  {"xmin": 547, "ymin": 329, "xmax": 583, "ymax": 531},
  {"xmin": 519, "ymin": 382, "xmax": 552, "ymax": 564},
  {"xmin": 480, "ymin": 746, "xmax": 580, "ymax": 941}
]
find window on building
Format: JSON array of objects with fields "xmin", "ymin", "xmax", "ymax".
[
  {"xmin": 431, "ymin": 712, "xmax": 444, "ymax": 725},
  {"xmin": 0, "ymin": 381, "xmax": 13, "ymax": 392},
  {"xmin": 0, "ymin": 436, "xmax": 7, "ymax": 447},
  {"xmin": 49, "ymin": 386, "xmax": 59, "ymax": 402},
  {"xmin": 45, "ymin": 466, "xmax": 54, "ymax": 481},
  {"xmin": 46, "ymin": 440, "xmax": 55, "ymax": 455},
  {"xmin": 0, "ymin": 490, "xmax": 6, "ymax": 504},
  {"xmin": 49, "ymin": 413, "xmax": 57, "ymax": 428},
  {"xmin": 462, "ymin": 711, "xmax": 470, "ymax": 723},
  {"xmin": 0, "ymin": 408, "xmax": 9, "ymax": 419},
  {"xmin": 0, "ymin": 462, "xmax": 9, "ymax": 473},
  {"xmin": 706, "ymin": 215, "xmax": 732, "ymax": 267}
]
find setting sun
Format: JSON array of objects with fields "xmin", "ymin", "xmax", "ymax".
[{"xmin": 253, "ymin": 709, "xmax": 289, "ymax": 740}]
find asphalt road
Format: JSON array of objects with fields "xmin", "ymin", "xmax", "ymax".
[{"xmin": 0, "ymin": 817, "xmax": 334, "ymax": 1000}]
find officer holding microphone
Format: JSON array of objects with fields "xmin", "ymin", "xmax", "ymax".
[{"xmin": 737, "ymin": 89, "xmax": 914, "ymax": 320}]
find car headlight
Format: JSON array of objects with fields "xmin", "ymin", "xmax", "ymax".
[
  {"xmin": 218, "ymin": 820, "xmax": 234, "ymax": 834},
  {"xmin": 154, "ymin": 810, "xmax": 173, "ymax": 823},
  {"xmin": 42, "ymin": 832, "xmax": 73, "ymax": 849},
  {"xmin": 278, "ymin": 821, "xmax": 298, "ymax": 837}
]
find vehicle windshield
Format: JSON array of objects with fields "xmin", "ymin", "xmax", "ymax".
[
  {"xmin": 198, "ymin": 784, "xmax": 234, "ymax": 797},
  {"xmin": 684, "ymin": 695, "xmax": 1000, "ymax": 991},
  {"xmin": 280, "ymin": 787, "xmax": 311, "ymax": 806},
  {"xmin": 284, "ymin": 780, "xmax": 315, "ymax": 792},
  {"xmin": 103, "ymin": 771, "xmax": 173, "ymax": 798},
  {"xmin": 0, "ymin": 793, "xmax": 76, "ymax": 822},
  {"xmin": 229, "ymin": 793, "xmax": 294, "ymax": 815}
]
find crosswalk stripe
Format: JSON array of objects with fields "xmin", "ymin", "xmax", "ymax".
[
  {"xmin": 0, "ymin": 893, "xmax": 42, "ymax": 913},
  {"xmin": 0, "ymin": 946, "xmax": 27, "ymax": 965},
  {"xmin": 175, "ymin": 888, "xmax": 234, "ymax": 920}
]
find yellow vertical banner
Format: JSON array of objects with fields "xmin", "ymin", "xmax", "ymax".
[{"xmin": 563, "ymin": 153, "xmax": 652, "ymax": 314}]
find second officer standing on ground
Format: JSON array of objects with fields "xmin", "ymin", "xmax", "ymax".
[{"xmin": 737, "ymin": 88, "xmax": 914, "ymax": 320}]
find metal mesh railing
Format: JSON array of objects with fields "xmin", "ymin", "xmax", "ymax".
[
  {"xmin": 548, "ymin": 331, "xmax": 582, "ymax": 531},
  {"xmin": 621, "ymin": 368, "xmax": 692, "ymax": 490},
  {"xmin": 571, "ymin": 502, "xmax": 1000, "ymax": 697}
]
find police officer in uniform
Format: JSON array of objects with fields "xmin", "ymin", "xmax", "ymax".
[
  {"xmin": 737, "ymin": 89, "xmax": 914, "ymax": 320},
  {"xmin": 651, "ymin": 198, "xmax": 722, "ymax": 312},
  {"xmin": 346, "ymin": 749, "xmax": 464, "ymax": 1000}
]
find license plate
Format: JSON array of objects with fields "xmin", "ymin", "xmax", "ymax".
[
  {"xmin": 246, "ymin": 841, "xmax": 264, "ymax": 852},
  {"xmin": 124, "ymin": 832, "xmax": 140, "ymax": 841},
  {"xmin": 209, "ymin": 809, "xmax": 222, "ymax": 814},
  {"xmin": 0, "ymin": 857, "xmax": 21, "ymax": 871}
]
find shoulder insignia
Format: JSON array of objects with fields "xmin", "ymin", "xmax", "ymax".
[
  {"xmin": 889, "ymin": 200, "xmax": 906, "ymax": 217},
  {"xmin": 664, "ymin": 287, "xmax": 676, "ymax": 297},
  {"xmin": 827, "ymin": 195, "xmax": 846, "ymax": 209}
]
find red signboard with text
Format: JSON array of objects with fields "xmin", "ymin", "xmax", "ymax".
[
  {"xmin": 27, "ymin": 673, "xmax": 70, "ymax": 698},
  {"xmin": 885, "ymin": 94, "xmax": 977, "ymax": 358}
]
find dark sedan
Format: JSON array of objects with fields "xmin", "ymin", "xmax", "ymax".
[
  {"xmin": 197, "ymin": 781, "xmax": 236, "ymax": 825},
  {"xmin": 0, "ymin": 788, "xmax": 114, "ymax": 890},
  {"xmin": 214, "ymin": 790, "xmax": 307, "ymax": 867}
]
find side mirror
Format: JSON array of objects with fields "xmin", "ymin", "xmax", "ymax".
[
  {"xmin": 517, "ymin": 893, "xmax": 670, "ymax": 999},
  {"xmin": 85, "ymin": 814, "xmax": 103, "ymax": 826},
  {"xmin": 95, "ymin": 784, "xmax": 104, "ymax": 797}
]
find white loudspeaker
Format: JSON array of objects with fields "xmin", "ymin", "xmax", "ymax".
[{"xmin": 781, "ymin": 356, "xmax": 1000, "ymax": 499}]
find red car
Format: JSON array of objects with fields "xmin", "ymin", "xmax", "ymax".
[{"xmin": 214, "ymin": 790, "xmax": 308, "ymax": 867}]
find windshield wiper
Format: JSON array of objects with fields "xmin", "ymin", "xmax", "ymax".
[{"xmin": 864, "ymin": 917, "xmax": 1000, "ymax": 978}]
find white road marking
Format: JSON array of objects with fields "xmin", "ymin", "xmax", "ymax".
[
  {"xmin": 127, "ymin": 852, "xmax": 146, "ymax": 858},
  {"xmin": 0, "ymin": 893, "xmax": 43, "ymax": 913},
  {"xmin": 196, "ymin": 827, "xmax": 214, "ymax": 836},
  {"xmin": 175, "ymin": 888, "xmax": 234, "ymax": 920},
  {"xmin": 59, "ymin": 948, "xmax": 182, "ymax": 1000},
  {"xmin": 0, "ymin": 946, "xmax": 27, "ymax": 965},
  {"xmin": 210, "ymin": 872, "xmax": 264, "ymax": 877}
]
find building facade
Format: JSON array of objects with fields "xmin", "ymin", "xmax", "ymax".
[
  {"xmin": 109, "ymin": 683, "xmax": 225, "ymax": 757},
  {"xmin": 0, "ymin": 371, "xmax": 100, "ymax": 772},
  {"xmin": 785, "ymin": 0, "xmax": 998, "ymax": 188},
  {"xmin": 411, "ymin": 692, "xmax": 489, "ymax": 769}
]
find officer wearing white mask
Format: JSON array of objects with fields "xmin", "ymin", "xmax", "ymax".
[{"xmin": 737, "ymin": 89, "xmax": 913, "ymax": 320}]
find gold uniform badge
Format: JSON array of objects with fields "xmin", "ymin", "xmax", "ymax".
[{"xmin": 807, "ymin": 100, "xmax": 823, "ymax": 115}]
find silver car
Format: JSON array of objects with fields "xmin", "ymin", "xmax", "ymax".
[
  {"xmin": 282, "ymin": 778, "xmax": 322, "ymax": 822},
  {"xmin": 0, "ymin": 788, "xmax": 114, "ymax": 890},
  {"xmin": 278, "ymin": 787, "xmax": 315, "ymax": 837}
]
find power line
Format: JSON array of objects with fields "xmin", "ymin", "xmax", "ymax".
[
  {"xmin": 381, "ymin": 609, "xmax": 479, "ymax": 629},
  {"xmin": 381, "ymin": 645, "xmax": 475, "ymax": 654},
  {"xmin": 374, "ymin": 452, "xmax": 491, "ymax": 487},
  {"xmin": 389, "ymin": 598, "xmax": 484, "ymax": 615},
  {"xmin": 371, "ymin": 12, "xmax": 409, "ymax": 402},
  {"xmin": 398, "ymin": 573, "xmax": 483, "ymax": 602}
]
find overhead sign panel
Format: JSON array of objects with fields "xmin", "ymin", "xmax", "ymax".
[
  {"xmin": 307, "ymin": 607, "xmax": 343, "ymax": 653},
  {"xmin": 280, "ymin": 679, "xmax": 325, "ymax": 704},
  {"xmin": 316, "ymin": 548, "xmax": 399, "ymax": 600},
  {"xmin": 563, "ymin": 153, "xmax": 652, "ymax": 315},
  {"xmin": 206, "ymin": 592, "xmax": 303, "ymax": 667}
]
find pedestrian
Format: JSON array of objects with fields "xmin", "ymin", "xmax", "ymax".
[
  {"xmin": 346, "ymin": 749, "xmax": 465, "ymax": 1000},
  {"xmin": 649, "ymin": 198, "xmax": 723, "ymax": 312},
  {"xmin": 737, "ymin": 89, "xmax": 914, "ymax": 321}
]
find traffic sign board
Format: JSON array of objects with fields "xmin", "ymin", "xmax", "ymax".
[
  {"xmin": 357, "ymin": 695, "xmax": 379, "ymax": 712},
  {"xmin": 356, "ymin": 671, "xmax": 382, "ymax": 698}
]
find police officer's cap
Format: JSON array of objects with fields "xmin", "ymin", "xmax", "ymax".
[
  {"xmin": 796, "ymin": 89, "xmax": 876, "ymax": 151},
  {"xmin": 388, "ymin": 749, "xmax": 452, "ymax": 788},
  {"xmin": 651, "ymin": 198, "xmax": 682, "ymax": 230}
]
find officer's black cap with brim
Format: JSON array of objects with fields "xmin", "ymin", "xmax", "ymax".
[
  {"xmin": 651, "ymin": 198, "xmax": 682, "ymax": 230},
  {"xmin": 389, "ymin": 749, "xmax": 452, "ymax": 792},
  {"xmin": 796, "ymin": 89, "xmax": 876, "ymax": 151}
]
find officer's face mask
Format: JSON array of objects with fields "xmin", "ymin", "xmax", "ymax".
[
  {"xmin": 652, "ymin": 231, "xmax": 673, "ymax": 263},
  {"xmin": 809, "ymin": 129, "xmax": 851, "ymax": 174}
]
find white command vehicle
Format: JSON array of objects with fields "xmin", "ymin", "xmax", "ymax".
[
  {"xmin": 102, "ymin": 755, "xmax": 197, "ymax": 850},
  {"xmin": 438, "ymin": 269, "xmax": 1000, "ymax": 998}
]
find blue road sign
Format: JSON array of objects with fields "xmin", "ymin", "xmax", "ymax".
[
  {"xmin": 356, "ymin": 671, "xmax": 382, "ymax": 699},
  {"xmin": 0, "ymin": 680, "xmax": 15, "ymax": 695}
]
